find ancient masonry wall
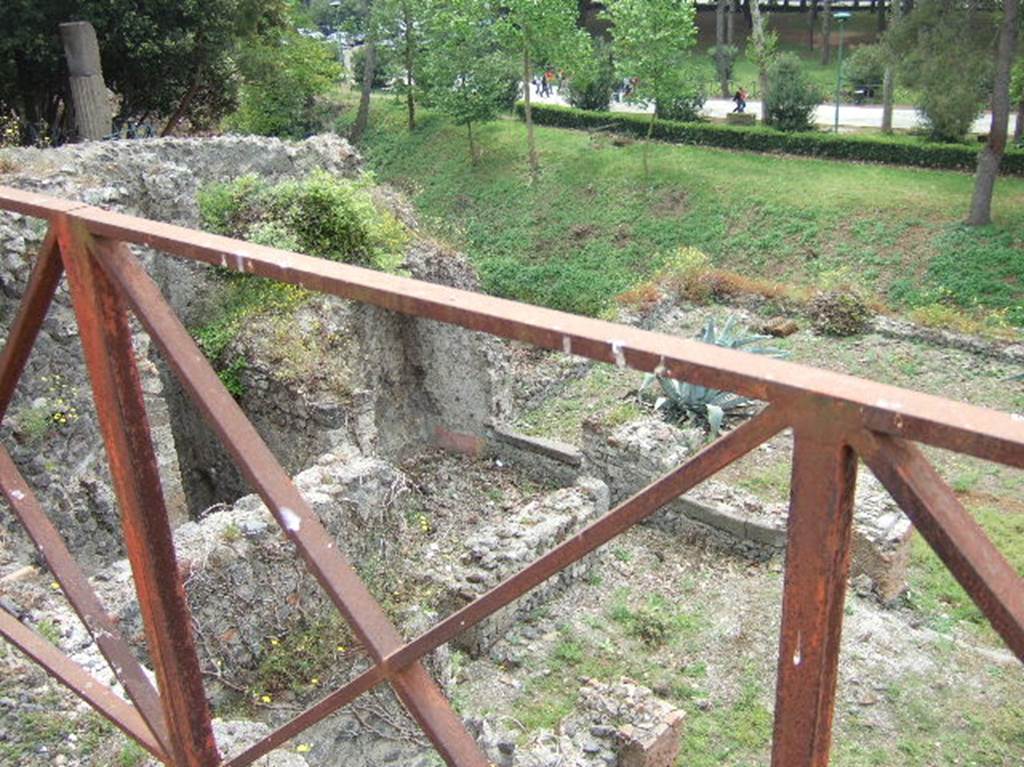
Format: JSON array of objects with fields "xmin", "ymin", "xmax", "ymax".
[
  {"xmin": 486, "ymin": 416, "xmax": 913, "ymax": 602},
  {"xmin": 424, "ymin": 476, "xmax": 609, "ymax": 657},
  {"xmin": 0, "ymin": 135, "xmax": 360, "ymax": 571},
  {"xmin": 0, "ymin": 135, "xmax": 512, "ymax": 571}
]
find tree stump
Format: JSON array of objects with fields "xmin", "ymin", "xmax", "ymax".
[{"xmin": 60, "ymin": 21, "xmax": 112, "ymax": 141}]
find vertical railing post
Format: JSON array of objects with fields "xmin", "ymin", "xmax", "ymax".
[
  {"xmin": 55, "ymin": 217, "xmax": 219, "ymax": 767},
  {"xmin": 771, "ymin": 422, "xmax": 857, "ymax": 767}
]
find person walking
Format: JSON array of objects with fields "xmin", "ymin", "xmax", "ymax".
[{"xmin": 732, "ymin": 87, "xmax": 748, "ymax": 113}]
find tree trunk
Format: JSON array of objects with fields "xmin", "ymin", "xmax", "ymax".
[
  {"xmin": 821, "ymin": 0, "xmax": 833, "ymax": 65},
  {"xmin": 59, "ymin": 21, "xmax": 112, "ymax": 141},
  {"xmin": 728, "ymin": 0, "xmax": 737, "ymax": 45},
  {"xmin": 877, "ymin": 0, "xmax": 887, "ymax": 32},
  {"xmin": 967, "ymin": 0, "xmax": 1018, "ymax": 226},
  {"xmin": 880, "ymin": 0, "xmax": 901, "ymax": 134},
  {"xmin": 161, "ymin": 73, "xmax": 200, "ymax": 137},
  {"xmin": 881, "ymin": 66, "xmax": 894, "ymax": 132},
  {"xmin": 467, "ymin": 121, "xmax": 478, "ymax": 164},
  {"xmin": 643, "ymin": 110, "xmax": 656, "ymax": 176},
  {"xmin": 809, "ymin": 2, "xmax": 818, "ymax": 50},
  {"xmin": 350, "ymin": 0, "xmax": 376, "ymax": 144},
  {"xmin": 523, "ymin": 42, "xmax": 539, "ymax": 178},
  {"xmin": 742, "ymin": 0, "xmax": 753, "ymax": 28},
  {"xmin": 750, "ymin": 0, "xmax": 770, "ymax": 104},
  {"xmin": 716, "ymin": 0, "xmax": 730, "ymax": 97},
  {"xmin": 403, "ymin": 1, "xmax": 415, "ymax": 131}
]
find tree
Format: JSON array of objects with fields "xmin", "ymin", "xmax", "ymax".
[
  {"xmin": 420, "ymin": 0, "xmax": 512, "ymax": 164},
  {"xmin": 0, "ymin": 0, "xmax": 286, "ymax": 145},
  {"xmin": 715, "ymin": 0, "xmax": 730, "ymax": 97},
  {"xmin": 967, "ymin": 0, "xmax": 1019, "ymax": 226},
  {"xmin": 373, "ymin": 0, "xmax": 422, "ymax": 130},
  {"xmin": 880, "ymin": 0, "xmax": 905, "ymax": 134},
  {"xmin": 226, "ymin": 30, "xmax": 342, "ymax": 138},
  {"xmin": 821, "ymin": 0, "xmax": 833, "ymax": 65},
  {"xmin": 747, "ymin": 0, "xmax": 776, "ymax": 101},
  {"xmin": 496, "ymin": 0, "xmax": 589, "ymax": 178},
  {"xmin": 763, "ymin": 53, "xmax": 823, "ymax": 131},
  {"xmin": 566, "ymin": 38, "xmax": 617, "ymax": 111},
  {"xmin": 350, "ymin": 0, "xmax": 377, "ymax": 143},
  {"xmin": 604, "ymin": 0, "xmax": 698, "ymax": 175},
  {"xmin": 1011, "ymin": 49, "xmax": 1024, "ymax": 144},
  {"xmin": 889, "ymin": 1, "xmax": 995, "ymax": 142}
]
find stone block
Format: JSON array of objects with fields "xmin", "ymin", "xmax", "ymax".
[
  {"xmin": 428, "ymin": 476, "xmax": 610, "ymax": 656},
  {"xmin": 619, "ymin": 709, "xmax": 686, "ymax": 767},
  {"xmin": 726, "ymin": 112, "xmax": 756, "ymax": 125}
]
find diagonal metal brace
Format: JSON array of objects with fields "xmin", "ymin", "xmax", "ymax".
[
  {"xmin": 88, "ymin": 234, "xmax": 489, "ymax": 766},
  {"xmin": 853, "ymin": 429, "xmax": 1024, "ymax": 663},
  {"xmin": 0, "ymin": 445, "xmax": 171, "ymax": 755}
]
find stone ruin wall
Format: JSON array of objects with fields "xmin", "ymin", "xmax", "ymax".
[
  {"xmin": 0, "ymin": 135, "xmax": 510, "ymax": 572},
  {"xmin": 488, "ymin": 416, "xmax": 914, "ymax": 603}
]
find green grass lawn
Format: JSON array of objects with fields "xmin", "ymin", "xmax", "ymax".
[{"xmin": 352, "ymin": 97, "xmax": 1024, "ymax": 327}]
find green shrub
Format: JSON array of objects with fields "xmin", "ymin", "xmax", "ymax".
[
  {"xmin": 808, "ymin": 290, "xmax": 873, "ymax": 336},
  {"xmin": 199, "ymin": 170, "xmax": 407, "ymax": 267},
  {"xmin": 708, "ymin": 44, "xmax": 740, "ymax": 90},
  {"xmin": 197, "ymin": 174, "xmax": 270, "ymax": 236},
  {"xmin": 514, "ymin": 102, "xmax": 1024, "ymax": 175},
  {"xmin": 656, "ymin": 89, "xmax": 706, "ymax": 123},
  {"xmin": 352, "ymin": 45, "xmax": 396, "ymax": 90},
  {"xmin": 193, "ymin": 172, "xmax": 407, "ymax": 378},
  {"xmin": 918, "ymin": 81, "xmax": 987, "ymax": 144},
  {"xmin": 763, "ymin": 54, "xmax": 822, "ymax": 132},
  {"xmin": 567, "ymin": 39, "xmax": 617, "ymax": 112},
  {"xmin": 268, "ymin": 175, "xmax": 380, "ymax": 265},
  {"xmin": 226, "ymin": 32, "xmax": 342, "ymax": 138},
  {"xmin": 845, "ymin": 44, "xmax": 888, "ymax": 93}
]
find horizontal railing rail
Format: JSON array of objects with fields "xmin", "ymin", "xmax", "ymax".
[{"xmin": 0, "ymin": 184, "xmax": 1021, "ymax": 767}]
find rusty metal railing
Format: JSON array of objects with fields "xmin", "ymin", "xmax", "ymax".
[{"xmin": 0, "ymin": 184, "xmax": 1021, "ymax": 767}]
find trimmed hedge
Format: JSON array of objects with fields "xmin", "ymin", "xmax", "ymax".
[{"xmin": 515, "ymin": 102, "xmax": 1024, "ymax": 176}]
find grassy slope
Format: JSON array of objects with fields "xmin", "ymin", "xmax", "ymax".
[{"xmin": 357, "ymin": 98, "xmax": 1024, "ymax": 326}]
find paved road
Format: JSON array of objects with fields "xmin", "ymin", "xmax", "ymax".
[{"xmin": 532, "ymin": 90, "xmax": 1019, "ymax": 136}]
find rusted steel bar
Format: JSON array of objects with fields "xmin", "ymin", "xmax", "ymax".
[
  {"xmin": 222, "ymin": 665, "xmax": 387, "ymax": 767},
  {"xmin": 0, "ymin": 186, "xmax": 88, "ymax": 218},
  {"xmin": 28, "ymin": 195, "xmax": 1020, "ymax": 468},
  {"xmin": 55, "ymin": 219, "xmax": 220, "ymax": 767},
  {"xmin": 771, "ymin": 426, "xmax": 857, "ymax": 767},
  {"xmin": 89, "ymin": 235, "xmax": 489, "ymax": 766},
  {"xmin": 0, "ymin": 445, "xmax": 171, "ymax": 754},
  {"xmin": 226, "ymin": 402, "xmax": 792, "ymax": 761},
  {"xmin": 0, "ymin": 607, "xmax": 165, "ymax": 760},
  {"xmin": 854, "ymin": 430, "xmax": 1024, "ymax": 662},
  {"xmin": 0, "ymin": 228, "xmax": 62, "ymax": 421}
]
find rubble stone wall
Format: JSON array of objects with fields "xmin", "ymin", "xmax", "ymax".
[
  {"xmin": 581, "ymin": 417, "xmax": 913, "ymax": 600},
  {"xmin": 425, "ymin": 476, "xmax": 610, "ymax": 657}
]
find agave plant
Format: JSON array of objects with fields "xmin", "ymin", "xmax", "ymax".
[{"xmin": 640, "ymin": 315, "xmax": 787, "ymax": 436}]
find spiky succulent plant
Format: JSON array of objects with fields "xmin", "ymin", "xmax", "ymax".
[{"xmin": 640, "ymin": 315, "xmax": 787, "ymax": 436}]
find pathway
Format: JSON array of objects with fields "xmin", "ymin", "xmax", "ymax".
[{"xmin": 532, "ymin": 90, "xmax": 1020, "ymax": 136}]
